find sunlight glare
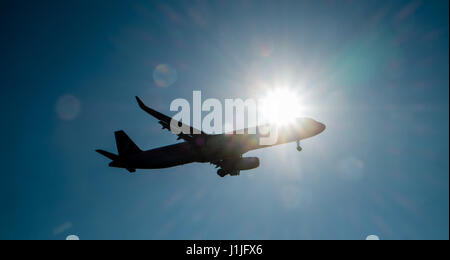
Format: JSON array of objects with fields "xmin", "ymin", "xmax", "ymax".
[{"xmin": 259, "ymin": 88, "xmax": 302, "ymax": 126}]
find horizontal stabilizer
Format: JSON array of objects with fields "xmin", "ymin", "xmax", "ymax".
[{"xmin": 96, "ymin": 149, "xmax": 119, "ymax": 161}]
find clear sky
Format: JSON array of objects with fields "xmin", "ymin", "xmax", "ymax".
[{"xmin": 0, "ymin": 0, "xmax": 448, "ymax": 240}]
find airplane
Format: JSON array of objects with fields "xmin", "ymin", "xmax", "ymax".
[{"xmin": 96, "ymin": 97, "xmax": 326, "ymax": 177}]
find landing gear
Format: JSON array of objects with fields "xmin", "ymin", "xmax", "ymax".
[
  {"xmin": 229, "ymin": 170, "xmax": 240, "ymax": 176},
  {"xmin": 296, "ymin": 140, "xmax": 302, "ymax": 152},
  {"xmin": 217, "ymin": 169, "xmax": 227, "ymax": 178},
  {"xmin": 217, "ymin": 169, "xmax": 240, "ymax": 177}
]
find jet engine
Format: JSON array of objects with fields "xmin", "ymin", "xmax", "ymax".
[{"xmin": 216, "ymin": 157, "xmax": 260, "ymax": 177}]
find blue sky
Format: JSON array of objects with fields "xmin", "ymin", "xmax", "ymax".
[{"xmin": 0, "ymin": 0, "xmax": 448, "ymax": 239}]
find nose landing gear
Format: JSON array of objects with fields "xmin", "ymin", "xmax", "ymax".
[{"xmin": 296, "ymin": 140, "xmax": 302, "ymax": 152}]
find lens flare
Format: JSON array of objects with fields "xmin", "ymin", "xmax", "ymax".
[
  {"xmin": 153, "ymin": 64, "xmax": 178, "ymax": 88},
  {"xmin": 55, "ymin": 95, "xmax": 81, "ymax": 121}
]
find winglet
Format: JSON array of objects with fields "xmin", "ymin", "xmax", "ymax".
[
  {"xmin": 135, "ymin": 96, "xmax": 166, "ymax": 119},
  {"xmin": 136, "ymin": 96, "xmax": 146, "ymax": 110}
]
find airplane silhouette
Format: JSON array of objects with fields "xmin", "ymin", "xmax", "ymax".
[{"xmin": 96, "ymin": 97, "xmax": 326, "ymax": 177}]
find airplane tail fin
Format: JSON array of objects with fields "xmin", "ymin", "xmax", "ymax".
[
  {"xmin": 96, "ymin": 131, "xmax": 140, "ymax": 173},
  {"xmin": 114, "ymin": 130, "xmax": 142, "ymax": 156}
]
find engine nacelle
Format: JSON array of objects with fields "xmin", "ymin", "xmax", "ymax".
[{"xmin": 221, "ymin": 157, "xmax": 260, "ymax": 171}]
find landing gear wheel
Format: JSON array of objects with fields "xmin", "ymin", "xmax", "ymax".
[
  {"xmin": 217, "ymin": 169, "xmax": 227, "ymax": 177},
  {"xmin": 296, "ymin": 140, "xmax": 302, "ymax": 152}
]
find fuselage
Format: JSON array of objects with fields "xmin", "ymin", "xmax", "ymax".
[{"xmin": 125, "ymin": 118, "xmax": 326, "ymax": 170}]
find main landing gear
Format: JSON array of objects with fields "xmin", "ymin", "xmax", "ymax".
[
  {"xmin": 217, "ymin": 169, "xmax": 240, "ymax": 177},
  {"xmin": 217, "ymin": 169, "xmax": 227, "ymax": 178},
  {"xmin": 296, "ymin": 140, "xmax": 302, "ymax": 152}
]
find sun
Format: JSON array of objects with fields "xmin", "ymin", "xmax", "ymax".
[{"xmin": 259, "ymin": 88, "xmax": 302, "ymax": 126}]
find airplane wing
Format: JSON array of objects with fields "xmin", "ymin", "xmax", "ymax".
[{"xmin": 135, "ymin": 96, "xmax": 207, "ymax": 142}]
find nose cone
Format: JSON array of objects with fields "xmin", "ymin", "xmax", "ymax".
[
  {"xmin": 295, "ymin": 118, "xmax": 326, "ymax": 139},
  {"xmin": 317, "ymin": 122, "xmax": 326, "ymax": 134}
]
